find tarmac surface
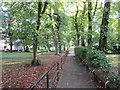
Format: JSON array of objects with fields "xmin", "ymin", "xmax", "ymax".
[{"xmin": 57, "ymin": 48, "xmax": 97, "ymax": 88}]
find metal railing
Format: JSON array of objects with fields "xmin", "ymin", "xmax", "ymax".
[{"xmin": 28, "ymin": 53, "xmax": 68, "ymax": 90}]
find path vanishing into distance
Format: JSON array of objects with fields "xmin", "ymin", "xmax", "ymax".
[{"xmin": 57, "ymin": 47, "xmax": 97, "ymax": 88}]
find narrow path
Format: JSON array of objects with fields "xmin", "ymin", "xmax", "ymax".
[{"xmin": 57, "ymin": 48, "xmax": 97, "ymax": 88}]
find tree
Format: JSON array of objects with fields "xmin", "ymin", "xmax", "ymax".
[
  {"xmin": 99, "ymin": 1, "xmax": 111, "ymax": 52},
  {"xmin": 87, "ymin": 0, "xmax": 98, "ymax": 47},
  {"xmin": 2, "ymin": 2, "xmax": 16, "ymax": 53},
  {"xmin": 80, "ymin": 2, "xmax": 86, "ymax": 46},
  {"xmin": 32, "ymin": 1, "xmax": 49, "ymax": 65},
  {"xmin": 74, "ymin": 3, "xmax": 80, "ymax": 46},
  {"xmin": 87, "ymin": 1, "xmax": 92, "ymax": 46}
]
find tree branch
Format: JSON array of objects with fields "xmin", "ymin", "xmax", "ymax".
[
  {"xmin": 41, "ymin": 0, "xmax": 49, "ymax": 14},
  {"xmin": 93, "ymin": 0, "xmax": 98, "ymax": 19}
]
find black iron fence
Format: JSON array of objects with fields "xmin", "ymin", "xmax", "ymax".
[{"xmin": 28, "ymin": 53, "xmax": 68, "ymax": 90}]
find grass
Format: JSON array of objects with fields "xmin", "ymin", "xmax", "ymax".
[
  {"xmin": 106, "ymin": 54, "xmax": 120, "ymax": 67},
  {"xmin": 1, "ymin": 51, "xmax": 56, "ymax": 66},
  {"xmin": 1, "ymin": 51, "xmax": 57, "ymax": 73},
  {"xmin": 1, "ymin": 52, "xmax": 33, "ymax": 58}
]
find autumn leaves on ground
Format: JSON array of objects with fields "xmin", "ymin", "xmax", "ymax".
[{"xmin": 2, "ymin": 52, "xmax": 65, "ymax": 88}]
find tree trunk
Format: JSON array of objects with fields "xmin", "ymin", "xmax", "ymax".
[
  {"xmin": 88, "ymin": 1, "xmax": 92, "ymax": 46},
  {"xmin": 52, "ymin": 25, "xmax": 59, "ymax": 55},
  {"xmin": 118, "ymin": 1, "xmax": 120, "ymax": 74},
  {"xmin": 55, "ymin": 13, "xmax": 62, "ymax": 53},
  {"xmin": 99, "ymin": 1, "xmax": 111, "ymax": 52},
  {"xmin": 8, "ymin": 22, "xmax": 13, "ymax": 53},
  {"xmin": 80, "ymin": 2, "xmax": 86, "ymax": 47},
  {"xmin": 75, "ymin": 3, "xmax": 80, "ymax": 46},
  {"xmin": 55, "ymin": 41, "xmax": 59, "ymax": 55},
  {"xmin": 59, "ymin": 43, "xmax": 62, "ymax": 53},
  {"xmin": 10, "ymin": 38, "xmax": 13, "ymax": 53},
  {"xmin": 33, "ymin": 43, "xmax": 37, "ymax": 60},
  {"xmin": 46, "ymin": 44, "xmax": 51, "ymax": 52},
  {"xmin": 81, "ymin": 36, "xmax": 85, "ymax": 46},
  {"xmin": 63, "ymin": 44, "xmax": 66, "ymax": 51},
  {"xmin": 45, "ymin": 35, "xmax": 51, "ymax": 52},
  {"xmin": 58, "ymin": 28, "xmax": 62, "ymax": 53}
]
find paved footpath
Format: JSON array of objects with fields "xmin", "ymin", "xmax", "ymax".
[{"xmin": 57, "ymin": 48, "xmax": 97, "ymax": 88}]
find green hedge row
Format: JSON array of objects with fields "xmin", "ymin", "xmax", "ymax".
[
  {"xmin": 74, "ymin": 46, "xmax": 89, "ymax": 60},
  {"xmin": 75, "ymin": 46, "xmax": 109, "ymax": 69},
  {"xmin": 74, "ymin": 46, "xmax": 120, "ymax": 87}
]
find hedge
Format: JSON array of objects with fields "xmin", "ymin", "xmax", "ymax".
[
  {"xmin": 75, "ymin": 46, "xmax": 120, "ymax": 87},
  {"xmin": 75, "ymin": 46, "xmax": 109, "ymax": 69},
  {"xmin": 74, "ymin": 46, "xmax": 89, "ymax": 60}
]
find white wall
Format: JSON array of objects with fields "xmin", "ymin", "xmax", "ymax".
[{"xmin": 0, "ymin": 39, "xmax": 15, "ymax": 50}]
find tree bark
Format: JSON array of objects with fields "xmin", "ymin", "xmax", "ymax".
[
  {"xmin": 75, "ymin": 3, "xmax": 80, "ymax": 46},
  {"xmin": 10, "ymin": 38, "xmax": 13, "ymax": 53},
  {"xmin": 57, "ymin": 15, "xmax": 62, "ymax": 53},
  {"xmin": 88, "ymin": 1, "xmax": 92, "ymax": 46},
  {"xmin": 58, "ymin": 33, "xmax": 62, "ymax": 53},
  {"xmin": 45, "ymin": 35, "xmax": 51, "ymax": 52},
  {"xmin": 32, "ymin": 2, "xmax": 42, "ymax": 62},
  {"xmin": 118, "ymin": 1, "xmax": 120, "ymax": 74},
  {"xmin": 33, "ymin": 43, "xmax": 37, "ymax": 60},
  {"xmin": 52, "ymin": 25, "xmax": 59, "ymax": 55},
  {"xmin": 81, "ymin": 2, "xmax": 86, "ymax": 47},
  {"xmin": 99, "ymin": 1, "xmax": 111, "ymax": 52},
  {"xmin": 63, "ymin": 44, "xmax": 66, "ymax": 51}
]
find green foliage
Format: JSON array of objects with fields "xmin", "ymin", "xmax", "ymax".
[
  {"xmin": 75, "ymin": 46, "xmax": 89, "ymax": 60},
  {"xmin": 86, "ymin": 50, "xmax": 110, "ymax": 69},
  {"xmin": 75, "ymin": 46, "xmax": 110, "ymax": 69}
]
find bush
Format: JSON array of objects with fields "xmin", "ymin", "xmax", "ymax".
[
  {"xmin": 75, "ymin": 46, "xmax": 89, "ymax": 60},
  {"xmin": 75, "ymin": 46, "xmax": 119, "ymax": 87},
  {"xmin": 75, "ymin": 46, "xmax": 109, "ymax": 69},
  {"xmin": 86, "ymin": 50, "xmax": 109, "ymax": 69}
]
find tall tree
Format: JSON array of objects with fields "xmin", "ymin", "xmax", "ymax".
[
  {"xmin": 48, "ymin": 8, "xmax": 59, "ymax": 55},
  {"xmin": 118, "ymin": 1, "xmax": 120, "ymax": 74},
  {"xmin": 118, "ymin": 1, "xmax": 120, "ymax": 49},
  {"xmin": 87, "ymin": 0, "xmax": 98, "ymax": 46},
  {"xmin": 55, "ymin": 13, "xmax": 62, "ymax": 53},
  {"xmin": 80, "ymin": 2, "xmax": 86, "ymax": 46},
  {"xmin": 2, "ymin": 2, "xmax": 16, "ymax": 53},
  {"xmin": 87, "ymin": 1, "xmax": 92, "ymax": 46},
  {"xmin": 99, "ymin": 1, "xmax": 111, "ymax": 52},
  {"xmin": 32, "ymin": 1, "xmax": 48, "ymax": 65},
  {"xmin": 74, "ymin": 3, "xmax": 79, "ymax": 46}
]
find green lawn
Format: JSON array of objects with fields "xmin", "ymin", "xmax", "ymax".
[
  {"xmin": 1, "ymin": 51, "xmax": 56, "ymax": 66},
  {"xmin": 1, "ymin": 51, "xmax": 57, "ymax": 73},
  {"xmin": 1, "ymin": 52, "xmax": 32, "ymax": 58},
  {"xmin": 106, "ymin": 54, "xmax": 120, "ymax": 67}
]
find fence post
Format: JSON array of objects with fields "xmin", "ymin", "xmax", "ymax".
[
  {"xmin": 92, "ymin": 69, "xmax": 97, "ymax": 82},
  {"xmin": 61, "ymin": 57, "xmax": 63, "ymax": 70},
  {"xmin": 47, "ymin": 75, "xmax": 49, "ymax": 89},
  {"xmin": 86, "ymin": 64, "xmax": 89, "ymax": 70},
  {"xmin": 57, "ymin": 62, "xmax": 59, "ymax": 81}
]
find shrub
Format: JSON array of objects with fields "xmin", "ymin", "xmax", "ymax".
[
  {"xmin": 75, "ymin": 46, "xmax": 119, "ymax": 87},
  {"xmin": 75, "ymin": 46, "xmax": 89, "ymax": 60},
  {"xmin": 86, "ymin": 50, "xmax": 109, "ymax": 69},
  {"xmin": 75, "ymin": 46, "xmax": 110, "ymax": 69}
]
